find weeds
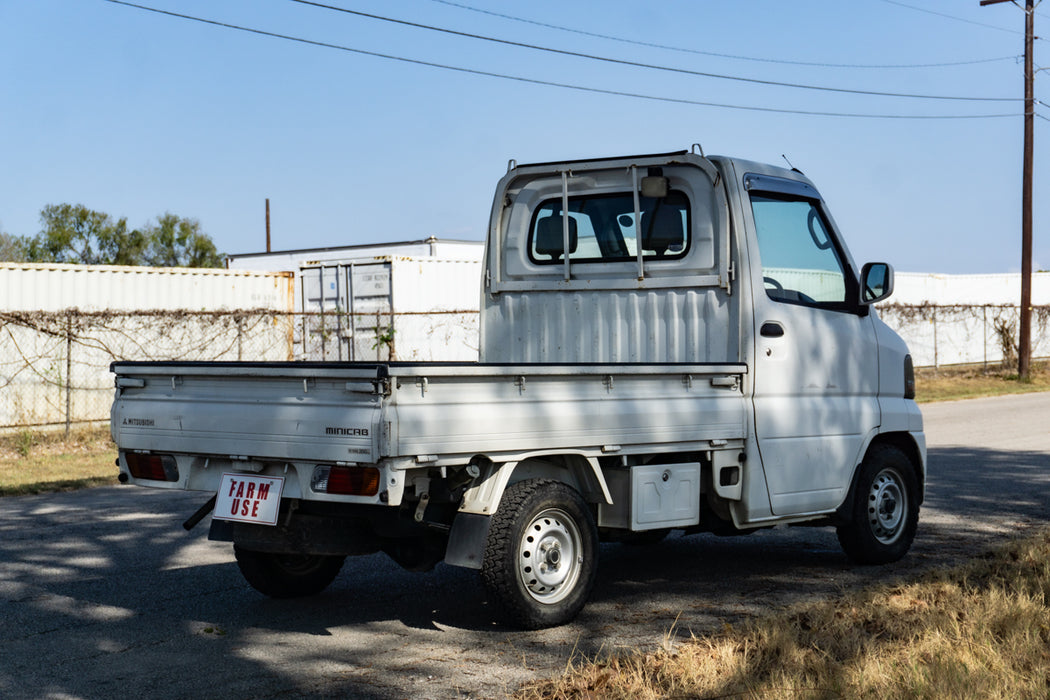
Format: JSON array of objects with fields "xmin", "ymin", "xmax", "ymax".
[{"xmin": 15, "ymin": 429, "xmax": 34, "ymax": 458}]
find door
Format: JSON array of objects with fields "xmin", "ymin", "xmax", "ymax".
[{"xmin": 744, "ymin": 174, "xmax": 880, "ymax": 515}]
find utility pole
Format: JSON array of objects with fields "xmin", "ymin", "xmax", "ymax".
[
  {"xmin": 981, "ymin": 0, "xmax": 1035, "ymax": 379},
  {"xmin": 265, "ymin": 198, "xmax": 271, "ymax": 253}
]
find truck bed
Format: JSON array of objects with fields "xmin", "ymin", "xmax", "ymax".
[{"xmin": 111, "ymin": 360, "xmax": 748, "ymax": 500}]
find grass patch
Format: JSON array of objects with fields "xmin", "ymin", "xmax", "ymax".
[
  {"xmin": 518, "ymin": 528, "xmax": 1050, "ymax": 700},
  {"xmin": 0, "ymin": 426, "xmax": 118, "ymax": 496},
  {"xmin": 916, "ymin": 361, "xmax": 1050, "ymax": 403}
]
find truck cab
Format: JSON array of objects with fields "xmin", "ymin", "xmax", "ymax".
[{"xmin": 481, "ymin": 148, "xmax": 922, "ymax": 524}]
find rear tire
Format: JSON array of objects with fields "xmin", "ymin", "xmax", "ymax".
[
  {"xmin": 234, "ymin": 546, "xmax": 345, "ymax": 598},
  {"xmin": 836, "ymin": 445, "xmax": 919, "ymax": 565},
  {"xmin": 480, "ymin": 479, "xmax": 598, "ymax": 629}
]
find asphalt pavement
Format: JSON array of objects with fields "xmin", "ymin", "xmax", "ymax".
[{"xmin": 1, "ymin": 393, "xmax": 1048, "ymax": 699}]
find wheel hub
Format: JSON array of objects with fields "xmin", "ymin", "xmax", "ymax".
[
  {"xmin": 519, "ymin": 509, "xmax": 582, "ymax": 604},
  {"xmin": 868, "ymin": 469, "xmax": 906, "ymax": 544},
  {"xmin": 540, "ymin": 541, "xmax": 562, "ymax": 571}
]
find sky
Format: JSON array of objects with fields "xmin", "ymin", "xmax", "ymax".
[{"xmin": 0, "ymin": 0, "xmax": 1046, "ymax": 274}]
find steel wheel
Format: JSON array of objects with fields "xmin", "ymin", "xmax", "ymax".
[
  {"xmin": 481, "ymin": 478, "xmax": 598, "ymax": 629},
  {"xmin": 867, "ymin": 468, "xmax": 906, "ymax": 545},
  {"xmin": 837, "ymin": 444, "xmax": 920, "ymax": 565},
  {"xmin": 518, "ymin": 508, "xmax": 583, "ymax": 605}
]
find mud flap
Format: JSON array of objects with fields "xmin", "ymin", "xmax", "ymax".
[{"xmin": 444, "ymin": 512, "xmax": 492, "ymax": 570}]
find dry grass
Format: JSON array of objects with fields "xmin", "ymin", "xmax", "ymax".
[
  {"xmin": 0, "ymin": 426, "xmax": 118, "ymax": 496},
  {"xmin": 916, "ymin": 361, "xmax": 1050, "ymax": 403},
  {"xmin": 518, "ymin": 529, "xmax": 1050, "ymax": 700}
]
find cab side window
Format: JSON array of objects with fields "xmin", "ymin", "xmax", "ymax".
[{"xmin": 749, "ymin": 194, "xmax": 850, "ymax": 309}]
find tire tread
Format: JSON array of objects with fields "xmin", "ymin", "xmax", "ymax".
[{"xmin": 836, "ymin": 444, "xmax": 919, "ymax": 565}]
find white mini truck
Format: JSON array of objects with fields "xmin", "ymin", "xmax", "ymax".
[{"xmin": 111, "ymin": 150, "xmax": 925, "ymax": 629}]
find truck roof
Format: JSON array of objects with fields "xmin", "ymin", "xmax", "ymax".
[{"xmin": 508, "ymin": 150, "xmax": 818, "ymax": 196}]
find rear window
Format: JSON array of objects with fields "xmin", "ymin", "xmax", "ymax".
[{"xmin": 528, "ymin": 190, "xmax": 690, "ymax": 265}]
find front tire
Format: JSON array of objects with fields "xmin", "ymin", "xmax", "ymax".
[
  {"xmin": 480, "ymin": 479, "xmax": 598, "ymax": 629},
  {"xmin": 836, "ymin": 445, "xmax": 919, "ymax": 565},
  {"xmin": 234, "ymin": 546, "xmax": 346, "ymax": 598}
]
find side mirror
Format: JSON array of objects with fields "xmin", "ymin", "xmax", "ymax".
[{"xmin": 860, "ymin": 262, "xmax": 894, "ymax": 305}]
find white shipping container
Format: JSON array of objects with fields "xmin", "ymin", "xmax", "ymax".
[
  {"xmin": 0, "ymin": 262, "xmax": 295, "ymax": 312},
  {"xmin": 296, "ymin": 256, "xmax": 482, "ymax": 362},
  {"xmin": 226, "ymin": 238, "xmax": 485, "ymax": 315},
  {"xmin": 891, "ymin": 272, "xmax": 1050, "ymax": 306},
  {"xmin": 225, "ymin": 237, "xmax": 484, "ymax": 274}
]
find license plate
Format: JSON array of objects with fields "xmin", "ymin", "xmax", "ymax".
[{"xmin": 214, "ymin": 472, "xmax": 285, "ymax": 526}]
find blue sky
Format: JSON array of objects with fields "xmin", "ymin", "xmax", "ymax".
[{"xmin": 0, "ymin": 0, "xmax": 1045, "ymax": 273}]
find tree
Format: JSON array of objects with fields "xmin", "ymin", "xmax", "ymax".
[
  {"xmin": 20, "ymin": 204, "xmax": 224, "ymax": 268},
  {"xmin": 143, "ymin": 213, "xmax": 224, "ymax": 268},
  {"xmin": 27, "ymin": 203, "xmax": 146, "ymax": 265},
  {"xmin": 0, "ymin": 229, "xmax": 27, "ymax": 262}
]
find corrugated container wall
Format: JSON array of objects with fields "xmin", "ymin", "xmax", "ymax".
[
  {"xmin": 0, "ymin": 262, "xmax": 294, "ymax": 311},
  {"xmin": 891, "ymin": 272, "xmax": 1050, "ymax": 306}
]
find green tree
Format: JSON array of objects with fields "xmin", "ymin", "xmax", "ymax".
[
  {"xmin": 21, "ymin": 204, "xmax": 223, "ymax": 268},
  {"xmin": 27, "ymin": 203, "xmax": 146, "ymax": 265},
  {"xmin": 143, "ymin": 213, "xmax": 224, "ymax": 268}
]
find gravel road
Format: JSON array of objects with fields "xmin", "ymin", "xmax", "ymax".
[{"xmin": 2, "ymin": 393, "xmax": 1048, "ymax": 699}]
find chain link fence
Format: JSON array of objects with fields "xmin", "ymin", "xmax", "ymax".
[
  {"xmin": 878, "ymin": 304, "xmax": 1050, "ymax": 370},
  {"xmin": 0, "ymin": 308, "xmax": 477, "ymax": 432},
  {"xmin": 1, "ymin": 305, "xmax": 1046, "ymax": 431},
  {"xmin": 0, "ymin": 310, "xmax": 295, "ymax": 432}
]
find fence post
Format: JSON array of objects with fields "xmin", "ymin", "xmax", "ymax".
[
  {"xmin": 300, "ymin": 274, "xmax": 307, "ymax": 359},
  {"xmin": 65, "ymin": 312, "xmax": 72, "ymax": 437},
  {"xmin": 319, "ymin": 266, "xmax": 327, "ymax": 360},
  {"xmin": 932, "ymin": 306, "xmax": 939, "ymax": 372},
  {"xmin": 375, "ymin": 309, "xmax": 381, "ymax": 362},
  {"xmin": 983, "ymin": 306, "xmax": 988, "ymax": 370}
]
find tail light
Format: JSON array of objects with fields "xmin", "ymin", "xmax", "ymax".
[
  {"xmin": 311, "ymin": 465, "xmax": 380, "ymax": 496},
  {"xmin": 124, "ymin": 452, "xmax": 179, "ymax": 482}
]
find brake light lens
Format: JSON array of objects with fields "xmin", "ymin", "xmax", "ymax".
[
  {"xmin": 311, "ymin": 465, "xmax": 380, "ymax": 496},
  {"xmin": 124, "ymin": 453, "xmax": 179, "ymax": 482}
]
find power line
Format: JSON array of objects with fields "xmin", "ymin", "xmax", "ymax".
[
  {"xmin": 99, "ymin": 0, "xmax": 1019, "ymax": 120},
  {"xmin": 287, "ymin": 0, "xmax": 1019, "ymax": 102},
  {"xmin": 879, "ymin": 0, "xmax": 1048, "ymax": 42},
  {"xmin": 428, "ymin": 0, "xmax": 1019, "ymax": 70}
]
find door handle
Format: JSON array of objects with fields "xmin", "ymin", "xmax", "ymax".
[{"xmin": 760, "ymin": 322, "xmax": 785, "ymax": 338}]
